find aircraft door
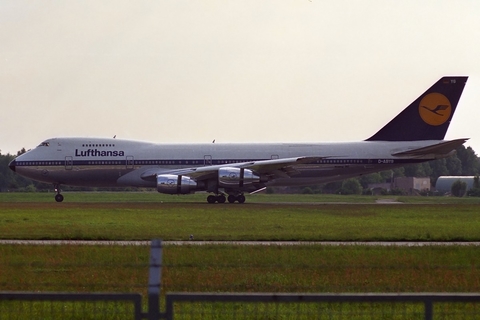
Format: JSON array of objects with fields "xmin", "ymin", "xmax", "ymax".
[
  {"xmin": 65, "ymin": 156, "xmax": 73, "ymax": 170},
  {"xmin": 126, "ymin": 156, "xmax": 134, "ymax": 169},
  {"xmin": 204, "ymin": 155, "xmax": 212, "ymax": 166}
]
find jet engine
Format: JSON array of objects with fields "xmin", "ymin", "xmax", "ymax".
[
  {"xmin": 218, "ymin": 167, "xmax": 260, "ymax": 187},
  {"xmin": 157, "ymin": 174, "xmax": 197, "ymax": 194}
]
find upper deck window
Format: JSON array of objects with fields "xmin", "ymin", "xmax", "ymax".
[{"xmin": 81, "ymin": 143, "xmax": 115, "ymax": 147}]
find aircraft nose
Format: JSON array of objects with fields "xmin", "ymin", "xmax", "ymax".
[{"xmin": 9, "ymin": 160, "xmax": 16, "ymax": 172}]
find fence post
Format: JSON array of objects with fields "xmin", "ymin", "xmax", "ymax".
[
  {"xmin": 424, "ymin": 299, "xmax": 433, "ymax": 320},
  {"xmin": 148, "ymin": 239, "xmax": 162, "ymax": 320}
]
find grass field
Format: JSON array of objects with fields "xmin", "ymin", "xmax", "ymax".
[
  {"xmin": 1, "ymin": 192, "xmax": 480, "ymax": 312},
  {"xmin": 0, "ymin": 192, "xmax": 479, "ymax": 241},
  {"xmin": 3, "ymin": 244, "xmax": 480, "ymax": 319},
  {"xmin": 2, "ymin": 244, "xmax": 480, "ymax": 294}
]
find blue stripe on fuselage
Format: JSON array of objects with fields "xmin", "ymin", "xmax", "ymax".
[{"xmin": 11, "ymin": 158, "xmax": 426, "ymax": 167}]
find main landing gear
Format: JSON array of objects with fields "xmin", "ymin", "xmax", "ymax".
[
  {"xmin": 54, "ymin": 184, "xmax": 64, "ymax": 203},
  {"xmin": 206, "ymin": 194, "xmax": 245, "ymax": 204},
  {"xmin": 228, "ymin": 194, "xmax": 245, "ymax": 204}
]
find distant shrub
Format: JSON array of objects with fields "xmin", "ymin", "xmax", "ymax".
[
  {"xmin": 339, "ymin": 179, "xmax": 362, "ymax": 195},
  {"xmin": 467, "ymin": 188, "xmax": 480, "ymax": 197},
  {"xmin": 301, "ymin": 187, "xmax": 314, "ymax": 194},
  {"xmin": 24, "ymin": 184, "xmax": 37, "ymax": 193},
  {"xmin": 451, "ymin": 180, "xmax": 467, "ymax": 197}
]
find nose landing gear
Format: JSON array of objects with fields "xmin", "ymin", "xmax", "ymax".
[{"xmin": 54, "ymin": 184, "xmax": 64, "ymax": 202}]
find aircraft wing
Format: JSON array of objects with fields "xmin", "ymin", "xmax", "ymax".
[
  {"xmin": 140, "ymin": 156, "xmax": 325, "ymax": 181},
  {"xmin": 391, "ymin": 138, "xmax": 468, "ymax": 157}
]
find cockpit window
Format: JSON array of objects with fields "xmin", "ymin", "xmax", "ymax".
[{"xmin": 38, "ymin": 142, "xmax": 50, "ymax": 147}]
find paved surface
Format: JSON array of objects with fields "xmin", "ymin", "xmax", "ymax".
[{"xmin": 1, "ymin": 240, "xmax": 480, "ymax": 246}]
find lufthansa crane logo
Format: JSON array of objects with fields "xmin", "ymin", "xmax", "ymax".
[{"xmin": 418, "ymin": 93, "xmax": 451, "ymax": 126}]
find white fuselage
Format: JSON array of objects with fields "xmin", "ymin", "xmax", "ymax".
[{"xmin": 11, "ymin": 137, "xmax": 440, "ymax": 189}]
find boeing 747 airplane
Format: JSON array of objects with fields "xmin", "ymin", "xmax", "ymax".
[{"xmin": 9, "ymin": 76, "xmax": 468, "ymax": 203}]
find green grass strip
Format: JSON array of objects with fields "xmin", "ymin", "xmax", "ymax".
[{"xmin": 1, "ymin": 201, "xmax": 480, "ymax": 241}]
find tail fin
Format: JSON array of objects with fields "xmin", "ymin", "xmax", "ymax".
[{"xmin": 366, "ymin": 76, "xmax": 468, "ymax": 141}]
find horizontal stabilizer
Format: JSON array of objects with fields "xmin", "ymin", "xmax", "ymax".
[{"xmin": 392, "ymin": 138, "xmax": 468, "ymax": 157}]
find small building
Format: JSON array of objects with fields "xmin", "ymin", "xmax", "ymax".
[
  {"xmin": 368, "ymin": 183, "xmax": 392, "ymax": 195},
  {"xmin": 368, "ymin": 177, "xmax": 430, "ymax": 195},
  {"xmin": 435, "ymin": 176, "xmax": 477, "ymax": 193},
  {"xmin": 393, "ymin": 177, "xmax": 430, "ymax": 194}
]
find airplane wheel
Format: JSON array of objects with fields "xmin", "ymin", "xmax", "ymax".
[
  {"xmin": 237, "ymin": 195, "xmax": 246, "ymax": 204},
  {"xmin": 227, "ymin": 195, "xmax": 236, "ymax": 203},
  {"xmin": 217, "ymin": 195, "xmax": 226, "ymax": 203},
  {"xmin": 55, "ymin": 194, "xmax": 64, "ymax": 203},
  {"xmin": 207, "ymin": 195, "xmax": 216, "ymax": 204}
]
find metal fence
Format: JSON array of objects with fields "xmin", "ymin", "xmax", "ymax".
[
  {"xmin": 2, "ymin": 240, "xmax": 480, "ymax": 319},
  {"xmin": 165, "ymin": 292, "xmax": 480, "ymax": 320},
  {"xmin": 3, "ymin": 291, "xmax": 480, "ymax": 319},
  {"xmin": 0, "ymin": 292, "xmax": 142, "ymax": 320}
]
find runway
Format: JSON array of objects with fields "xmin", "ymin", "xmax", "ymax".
[{"xmin": 1, "ymin": 240, "xmax": 480, "ymax": 246}]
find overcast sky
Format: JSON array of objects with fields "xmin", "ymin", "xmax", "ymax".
[{"xmin": 1, "ymin": 1, "xmax": 479, "ymax": 155}]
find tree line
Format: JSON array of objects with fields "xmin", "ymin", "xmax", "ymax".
[
  {"xmin": 275, "ymin": 145, "xmax": 480, "ymax": 195},
  {"xmin": 1, "ymin": 145, "xmax": 479, "ymax": 193}
]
